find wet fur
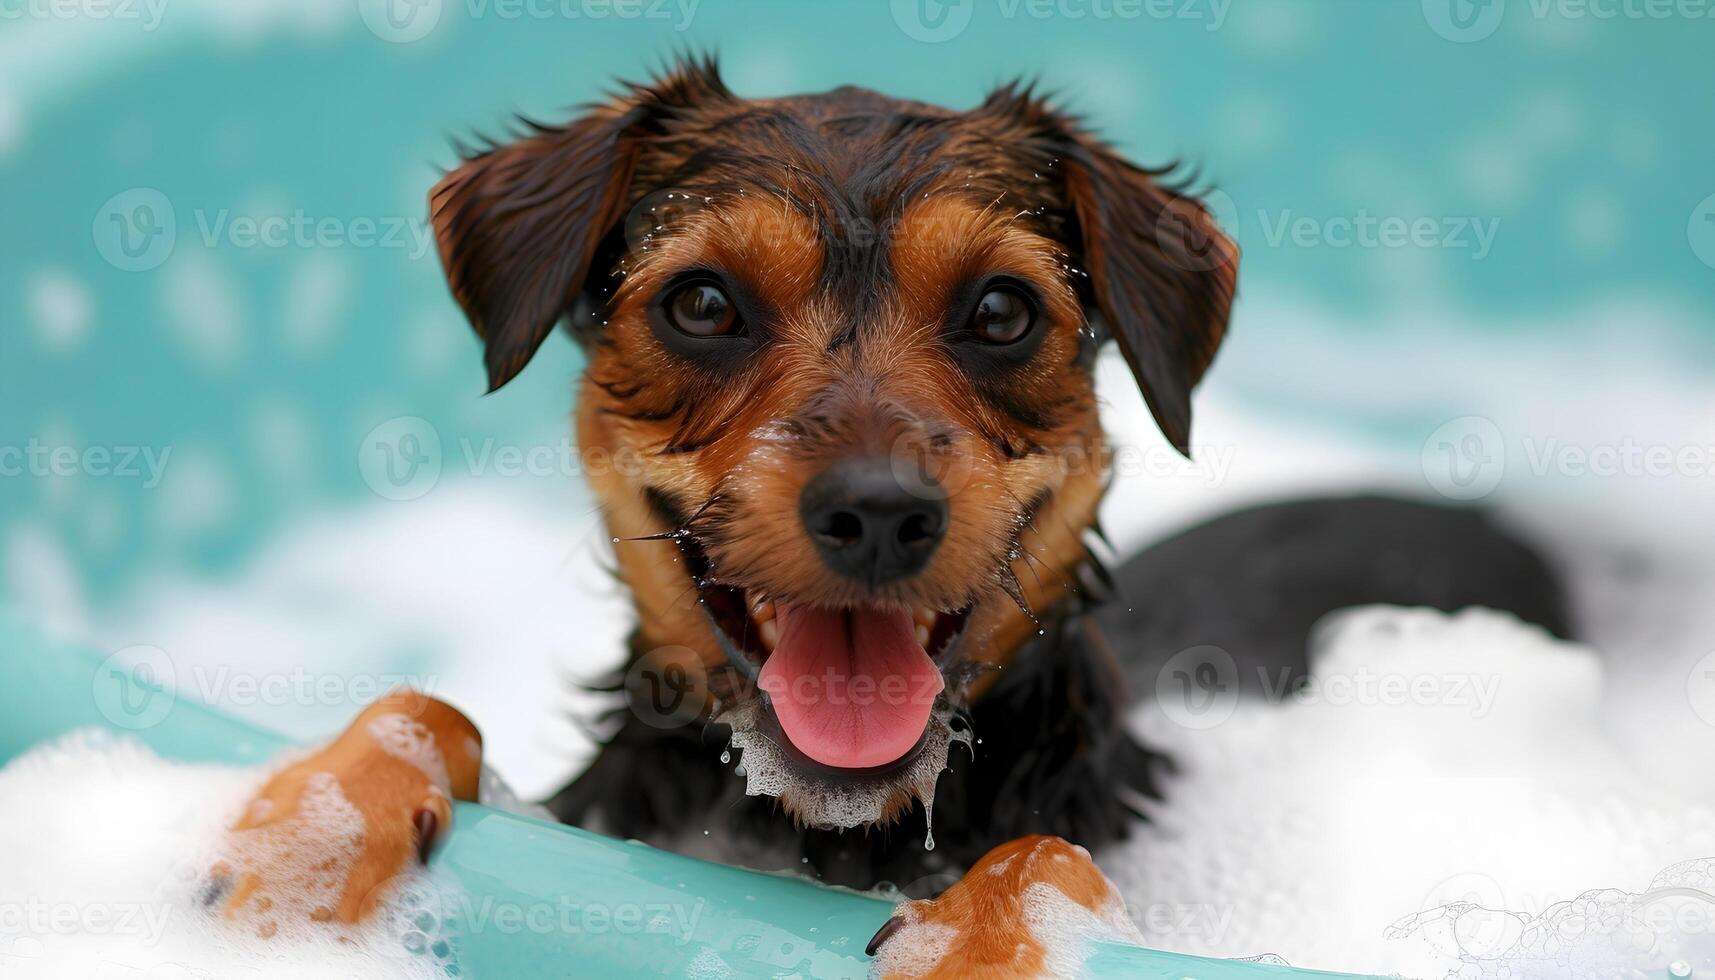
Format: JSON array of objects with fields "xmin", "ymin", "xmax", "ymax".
[{"xmin": 429, "ymin": 54, "xmax": 1234, "ymax": 888}]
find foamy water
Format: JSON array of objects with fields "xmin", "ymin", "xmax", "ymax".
[
  {"xmin": 0, "ymin": 730, "xmax": 452, "ymax": 979},
  {"xmin": 1105, "ymin": 606, "xmax": 1715, "ymax": 978},
  {"xmin": 5, "ymin": 301, "xmax": 1714, "ymax": 977}
]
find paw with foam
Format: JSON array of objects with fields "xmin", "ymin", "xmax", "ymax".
[
  {"xmin": 210, "ymin": 690, "xmax": 483, "ymax": 932},
  {"xmin": 866, "ymin": 834, "xmax": 1142, "ymax": 979}
]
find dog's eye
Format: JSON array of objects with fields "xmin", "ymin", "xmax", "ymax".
[
  {"xmin": 663, "ymin": 282, "xmax": 740, "ymax": 337},
  {"xmin": 969, "ymin": 286, "xmax": 1036, "ymax": 345}
]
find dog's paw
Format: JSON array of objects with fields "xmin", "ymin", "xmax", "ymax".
[
  {"xmin": 207, "ymin": 690, "xmax": 482, "ymax": 935},
  {"xmin": 866, "ymin": 835, "xmax": 1143, "ymax": 980}
]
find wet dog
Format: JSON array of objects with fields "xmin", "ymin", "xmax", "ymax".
[{"xmin": 214, "ymin": 56, "xmax": 1569, "ymax": 969}]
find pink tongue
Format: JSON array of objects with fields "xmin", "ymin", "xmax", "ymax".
[{"xmin": 757, "ymin": 605, "xmax": 943, "ymax": 770}]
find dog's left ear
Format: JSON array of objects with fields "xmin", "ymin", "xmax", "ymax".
[
  {"xmin": 981, "ymin": 88, "xmax": 1238, "ymax": 454},
  {"xmin": 430, "ymin": 56, "xmax": 732, "ymax": 391},
  {"xmin": 1062, "ymin": 143, "xmax": 1237, "ymax": 455}
]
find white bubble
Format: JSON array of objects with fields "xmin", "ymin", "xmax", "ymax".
[
  {"xmin": 160, "ymin": 254, "xmax": 247, "ymax": 374},
  {"xmin": 24, "ymin": 268, "xmax": 94, "ymax": 354}
]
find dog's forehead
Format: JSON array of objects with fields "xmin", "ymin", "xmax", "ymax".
[{"xmin": 638, "ymin": 87, "xmax": 1065, "ymax": 236}]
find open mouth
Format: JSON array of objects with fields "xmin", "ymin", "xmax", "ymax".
[{"xmin": 683, "ymin": 542, "xmax": 973, "ymax": 774}]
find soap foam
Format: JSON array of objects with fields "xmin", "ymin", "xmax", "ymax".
[
  {"xmin": 1103, "ymin": 606, "xmax": 1715, "ymax": 977},
  {"xmin": 719, "ymin": 700, "xmax": 970, "ymax": 834},
  {"xmin": 0, "ymin": 729, "xmax": 451, "ymax": 979}
]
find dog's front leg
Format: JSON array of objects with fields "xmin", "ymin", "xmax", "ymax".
[
  {"xmin": 866, "ymin": 835, "xmax": 1144, "ymax": 979},
  {"xmin": 210, "ymin": 690, "xmax": 482, "ymax": 930}
]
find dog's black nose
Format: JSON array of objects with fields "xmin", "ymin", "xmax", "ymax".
[{"xmin": 800, "ymin": 458, "xmax": 947, "ymax": 583}]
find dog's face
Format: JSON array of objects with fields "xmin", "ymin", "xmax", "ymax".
[{"xmin": 430, "ymin": 59, "xmax": 1236, "ymax": 828}]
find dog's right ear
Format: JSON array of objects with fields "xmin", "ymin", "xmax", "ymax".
[{"xmin": 430, "ymin": 57, "xmax": 731, "ymax": 391}]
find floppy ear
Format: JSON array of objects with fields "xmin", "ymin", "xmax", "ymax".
[
  {"xmin": 982, "ymin": 87, "xmax": 1238, "ymax": 454},
  {"xmin": 1062, "ymin": 142, "xmax": 1237, "ymax": 455},
  {"xmin": 430, "ymin": 57, "xmax": 732, "ymax": 391},
  {"xmin": 430, "ymin": 106, "xmax": 643, "ymax": 391}
]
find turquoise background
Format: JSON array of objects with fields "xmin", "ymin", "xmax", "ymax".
[{"xmin": 3, "ymin": 0, "xmax": 1713, "ymax": 606}]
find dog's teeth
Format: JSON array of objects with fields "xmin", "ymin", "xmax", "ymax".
[
  {"xmin": 915, "ymin": 624, "xmax": 931, "ymax": 649},
  {"xmin": 759, "ymin": 618, "xmax": 780, "ymax": 650},
  {"xmin": 912, "ymin": 607, "xmax": 938, "ymax": 629},
  {"xmin": 750, "ymin": 595, "xmax": 776, "ymax": 623}
]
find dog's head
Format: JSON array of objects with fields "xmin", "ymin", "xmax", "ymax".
[{"xmin": 430, "ymin": 57, "xmax": 1236, "ymax": 829}]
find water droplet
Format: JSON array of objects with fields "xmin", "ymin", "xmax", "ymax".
[
  {"xmin": 1669, "ymin": 963, "xmax": 1692, "ymax": 979},
  {"xmin": 719, "ymin": 750, "xmax": 730, "ymax": 764}
]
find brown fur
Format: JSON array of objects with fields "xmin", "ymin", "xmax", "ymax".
[
  {"xmin": 868, "ymin": 834, "xmax": 1129, "ymax": 979},
  {"xmin": 216, "ymin": 57, "xmax": 1236, "ymax": 961}
]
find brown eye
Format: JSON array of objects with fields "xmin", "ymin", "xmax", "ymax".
[
  {"xmin": 664, "ymin": 282, "xmax": 739, "ymax": 337},
  {"xmin": 970, "ymin": 286, "xmax": 1035, "ymax": 344}
]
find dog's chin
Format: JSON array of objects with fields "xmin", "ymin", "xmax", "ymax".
[{"xmin": 688, "ymin": 557, "xmax": 979, "ymax": 831}]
